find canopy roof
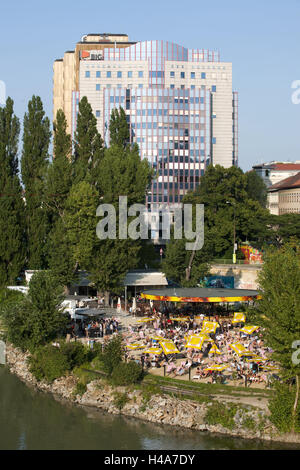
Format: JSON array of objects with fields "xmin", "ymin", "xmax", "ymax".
[
  {"xmin": 123, "ymin": 270, "xmax": 168, "ymax": 287},
  {"xmin": 141, "ymin": 287, "xmax": 261, "ymax": 303}
]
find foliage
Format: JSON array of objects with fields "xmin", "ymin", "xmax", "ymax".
[
  {"xmin": 28, "ymin": 344, "xmax": 70, "ymax": 382},
  {"xmin": 0, "ymin": 97, "xmax": 26, "ymax": 285},
  {"xmin": 29, "ymin": 341, "xmax": 91, "ymax": 383},
  {"xmin": 112, "ymin": 391, "xmax": 129, "ymax": 410},
  {"xmin": 109, "ymin": 107, "xmax": 130, "ymax": 148},
  {"xmin": 73, "ymin": 96, "xmax": 104, "ymax": 186},
  {"xmin": 111, "ymin": 361, "xmax": 143, "ymax": 386},
  {"xmin": 205, "ymin": 402, "xmax": 238, "ymax": 430},
  {"xmin": 268, "ymin": 383, "xmax": 300, "ymax": 433},
  {"xmin": 100, "ymin": 335, "xmax": 125, "ymax": 376},
  {"xmin": 0, "ymin": 288, "xmax": 24, "ymax": 310},
  {"xmin": 2, "ymin": 271, "xmax": 67, "ymax": 352},
  {"xmin": 21, "ymin": 95, "xmax": 51, "ymax": 269},
  {"xmin": 245, "ymin": 170, "xmax": 267, "ymax": 208}
]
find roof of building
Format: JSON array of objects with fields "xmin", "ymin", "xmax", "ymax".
[
  {"xmin": 123, "ymin": 270, "xmax": 168, "ymax": 287},
  {"xmin": 253, "ymin": 161, "xmax": 300, "ymax": 171},
  {"xmin": 268, "ymin": 171, "xmax": 300, "ymax": 192},
  {"xmin": 141, "ymin": 287, "xmax": 261, "ymax": 303}
]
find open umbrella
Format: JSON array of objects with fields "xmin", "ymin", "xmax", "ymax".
[{"xmin": 132, "ymin": 297, "xmax": 137, "ymax": 313}]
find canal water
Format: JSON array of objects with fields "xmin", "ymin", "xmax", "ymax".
[{"xmin": 0, "ymin": 366, "xmax": 298, "ymax": 450}]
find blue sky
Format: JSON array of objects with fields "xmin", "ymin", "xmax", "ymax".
[{"xmin": 0, "ymin": 0, "xmax": 300, "ymax": 170}]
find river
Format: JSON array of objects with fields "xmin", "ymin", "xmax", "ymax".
[{"xmin": 0, "ymin": 366, "xmax": 299, "ymax": 450}]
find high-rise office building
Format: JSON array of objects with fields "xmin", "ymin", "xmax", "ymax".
[{"xmin": 53, "ymin": 33, "xmax": 238, "ymax": 238}]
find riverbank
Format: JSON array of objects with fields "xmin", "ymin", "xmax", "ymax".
[{"xmin": 5, "ymin": 343, "xmax": 300, "ymax": 446}]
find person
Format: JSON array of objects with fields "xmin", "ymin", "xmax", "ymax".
[{"xmin": 140, "ymin": 354, "xmax": 145, "ymax": 369}]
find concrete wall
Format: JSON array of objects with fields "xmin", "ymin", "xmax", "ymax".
[{"xmin": 210, "ymin": 263, "xmax": 262, "ymax": 290}]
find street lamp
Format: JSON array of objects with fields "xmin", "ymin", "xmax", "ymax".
[{"xmin": 226, "ymin": 201, "xmax": 237, "ymax": 264}]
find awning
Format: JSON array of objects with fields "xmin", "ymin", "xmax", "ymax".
[
  {"xmin": 141, "ymin": 287, "xmax": 262, "ymax": 303},
  {"xmin": 123, "ymin": 270, "xmax": 168, "ymax": 287}
]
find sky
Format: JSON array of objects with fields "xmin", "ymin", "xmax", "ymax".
[{"xmin": 0, "ymin": 0, "xmax": 300, "ymax": 171}]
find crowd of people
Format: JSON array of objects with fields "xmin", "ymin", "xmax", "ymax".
[{"xmin": 124, "ymin": 308, "xmax": 278, "ymax": 388}]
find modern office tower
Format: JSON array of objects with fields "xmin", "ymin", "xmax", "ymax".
[{"xmin": 53, "ymin": 34, "xmax": 238, "ymax": 241}]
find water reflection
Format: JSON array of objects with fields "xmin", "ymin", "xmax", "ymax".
[{"xmin": 0, "ymin": 367, "xmax": 299, "ymax": 450}]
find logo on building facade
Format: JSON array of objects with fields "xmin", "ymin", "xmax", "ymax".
[{"xmin": 80, "ymin": 50, "xmax": 104, "ymax": 61}]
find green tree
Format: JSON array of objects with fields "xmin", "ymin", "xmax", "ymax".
[
  {"xmin": 2, "ymin": 271, "xmax": 67, "ymax": 352},
  {"xmin": 109, "ymin": 107, "xmax": 130, "ymax": 148},
  {"xmin": 73, "ymin": 96, "xmax": 104, "ymax": 186},
  {"xmin": 45, "ymin": 109, "xmax": 72, "ymax": 221},
  {"xmin": 0, "ymin": 98, "xmax": 26, "ymax": 285},
  {"xmin": 64, "ymin": 181, "xmax": 99, "ymax": 274},
  {"xmin": 101, "ymin": 334, "xmax": 125, "ymax": 376},
  {"xmin": 245, "ymin": 170, "xmax": 267, "ymax": 208},
  {"xmin": 252, "ymin": 246, "xmax": 300, "ymax": 432},
  {"xmin": 21, "ymin": 96, "xmax": 51, "ymax": 269}
]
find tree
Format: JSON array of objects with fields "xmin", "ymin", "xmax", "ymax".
[
  {"xmin": 0, "ymin": 98, "xmax": 26, "ymax": 286},
  {"xmin": 2, "ymin": 271, "xmax": 67, "ymax": 352},
  {"xmin": 45, "ymin": 109, "xmax": 72, "ymax": 221},
  {"xmin": 73, "ymin": 96, "xmax": 104, "ymax": 186},
  {"xmin": 64, "ymin": 181, "xmax": 99, "ymax": 274},
  {"xmin": 21, "ymin": 96, "xmax": 51, "ymax": 269},
  {"xmin": 90, "ymin": 141, "xmax": 152, "ymax": 299},
  {"xmin": 251, "ymin": 246, "xmax": 300, "ymax": 432},
  {"xmin": 109, "ymin": 107, "xmax": 130, "ymax": 148},
  {"xmin": 245, "ymin": 170, "xmax": 267, "ymax": 208}
]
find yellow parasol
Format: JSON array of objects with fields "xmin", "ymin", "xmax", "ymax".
[
  {"xmin": 240, "ymin": 325, "xmax": 260, "ymax": 335},
  {"xmin": 229, "ymin": 342, "xmax": 256, "ymax": 357},
  {"xmin": 201, "ymin": 321, "xmax": 218, "ymax": 334},
  {"xmin": 232, "ymin": 312, "xmax": 246, "ymax": 324},
  {"xmin": 208, "ymin": 344, "xmax": 221, "ymax": 355},
  {"xmin": 204, "ymin": 365, "xmax": 227, "ymax": 372},
  {"xmin": 136, "ymin": 317, "xmax": 153, "ymax": 323},
  {"xmin": 185, "ymin": 336, "xmax": 206, "ymax": 350},
  {"xmin": 159, "ymin": 340, "xmax": 180, "ymax": 355},
  {"xmin": 143, "ymin": 347, "xmax": 163, "ymax": 355},
  {"xmin": 126, "ymin": 343, "xmax": 144, "ymax": 350},
  {"xmin": 170, "ymin": 317, "xmax": 190, "ymax": 322},
  {"xmin": 151, "ymin": 335, "xmax": 165, "ymax": 341}
]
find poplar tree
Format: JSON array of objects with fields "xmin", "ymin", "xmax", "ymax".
[
  {"xmin": 109, "ymin": 107, "xmax": 130, "ymax": 148},
  {"xmin": 0, "ymin": 98, "xmax": 26, "ymax": 286},
  {"xmin": 73, "ymin": 96, "xmax": 104, "ymax": 186},
  {"xmin": 45, "ymin": 109, "xmax": 72, "ymax": 221},
  {"xmin": 21, "ymin": 96, "xmax": 51, "ymax": 269}
]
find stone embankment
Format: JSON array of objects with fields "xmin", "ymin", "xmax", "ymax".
[{"xmin": 5, "ymin": 343, "xmax": 300, "ymax": 445}]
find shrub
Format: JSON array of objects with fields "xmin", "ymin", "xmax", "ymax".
[
  {"xmin": 73, "ymin": 382, "xmax": 87, "ymax": 396},
  {"xmin": 60, "ymin": 341, "xmax": 89, "ymax": 369},
  {"xmin": 111, "ymin": 361, "xmax": 143, "ymax": 386},
  {"xmin": 205, "ymin": 402, "xmax": 238, "ymax": 430},
  {"xmin": 29, "ymin": 345, "xmax": 69, "ymax": 383},
  {"xmin": 268, "ymin": 383, "xmax": 300, "ymax": 433},
  {"xmin": 101, "ymin": 335, "xmax": 124, "ymax": 376},
  {"xmin": 113, "ymin": 391, "xmax": 129, "ymax": 410}
]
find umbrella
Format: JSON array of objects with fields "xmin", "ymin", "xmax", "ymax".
[
  {"xmin": 229, "ymin": 342, "xmax": 256, "ymax": 357},
  {"xmin": 126, "ymin": 343, "xmax": 144, "ymax": 350},
  {"xmin": 232, "ymin": 312, "xmax": 246, "ymax": 324},
  {"xmin": 201, "ymin": 321, "xmax": 218, "ymax": 334},
  {"xmin": 137, "ymin": 317, "xmax": 153, "ymax": 323},
  {"xmin": 204, "ymin": 365, "xmax": 227, "ymax": 372},
  {"xmin": 185, "ymin": 336, "xmax": 206, "ymax": 350},
  {"xmin": 143, "ymin": 347, "xmax": 163, "ymax": 355},
  {"xmin": 240, "ymin": 325, "xmax": 260, "ymax": 335},
  {"xmin": 208, "ymin": 344, "xmax": 221, "ymax": 355},
  {"xmin": 159, "ymin": 340, "xmax": 180, "ymax": 355},
  {"xmin": 170, "ymin": 317, "xmax": 189, "ymax": 322},
  {"xmin": 117, "ymin": 297, "xmax": 121, "ymax": 312},
  {"xmin": 132, "ymin": 297, "xmax": 137, "ymax": 313},
  {"xmin": 151, "ymin": 335, "xmax": 165, "ymax": 341}
]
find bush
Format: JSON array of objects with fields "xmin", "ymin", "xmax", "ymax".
[
  {"xmin": 73, "ymin": 382, "xmax": 87, "ymax": 396},
  {"xmin": 101, "ymin": 335, "xmax": 124, "ymax": 376},
  {"xmin": 205, "ymin": 402, "xmax": 238, "ymax": 430},
  {"xmin": 29, "ymin": 342, "xmax": 91, "ymax": 383},
  {"xmin": 111, "ymin": 361, "xmax": 143, "ymax": 386},
  {"xmin": 268, "ymin": 383, "xmax": 300, "ymax": 433},
  {"xmin": 29, "ymin": 345, "xmax": 69, "ymax": 383},
  {"xmin": 113, "ymin": 391, "xmax": 129, "ymax": 410}
]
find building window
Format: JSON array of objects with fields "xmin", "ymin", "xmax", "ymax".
[
  {"xmin": 212, "ymin": 137, "xmax": 216, "ymax": 144},
  {"xmin": 138, "ymin": 71, "xmax": 144, "ymax": 78},
  {"xmin": 96, "ymin": 71, "xmax": 101, "ymax": 78},
  {"xmin": 170, "ymin": 84, "xmax": 175, "ymax": 89},
  {"xmin": 191, "ymin": 72, "xmax": 195, "ymax": 79},
  {"xmin": 170, "ymin": 71, "xmax": 175, "ymax": 78},
  {"xmin": 96, "ymin": 84, "xmax": 101, "ymax": 91},
  {"xmin": 117, "ymin": 71, "xmax": 122, "ymax": 78},
  {"xmin": 138, "ymin": 84, "xmax": 143, "ymax": 88},
  {"xmin": 212, "ymin": 85, "xmax": 217, "ymax": 92},
  {"xmin": 180, "ymin": 72, "xmax": 185, "ymax": 79},
  {"xmin": 191, "ymin": 85, "xmax": 195, "ymax": 89},
  {"xmin": 201, "ymin": 72, "xmax": 206, "ymax": 79},
  {"xmin": 96, "ymin": 110, "xmax": 100, "ymax": 118},
  {"xmin": 85, "ymin": 71, "xmax": 90, "ymax": 78},
  {"xmin": 106, "ymin": 71, "xmax": 111, "ymax": 78},
  {"xmin": 128, "ymin": 71, "xmax": 132, "ymax": 78}
]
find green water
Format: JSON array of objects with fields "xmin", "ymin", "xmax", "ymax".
[{"xmin": 0, "ymin": 367, "xmax": 298, "ymax": 450}]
